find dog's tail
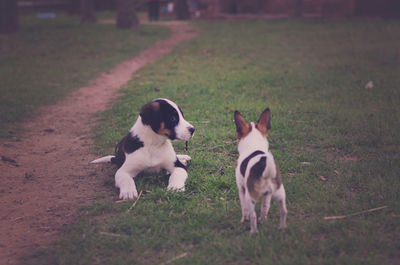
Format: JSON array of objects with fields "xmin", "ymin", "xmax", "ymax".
[{"xmin": 90, "ymin": 155, "xmax": 114, "ymax": 164}]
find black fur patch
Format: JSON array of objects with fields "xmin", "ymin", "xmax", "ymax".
[
  {"xmin": 125, "ymin": 134, "xmax": 144, "ymax": 154},
  {"xmin": 111, "ymin": 133, "xmax": 144, "ymax": 168},
  {"xmin": 140, "ymin": 99, "xmax": 180, "ymax": 140},
  {"xmin": 247, "ymin": 156, "xmax": 267, "ymax": 198},
  {"xmin": 174, "ymin": 157, "xmax": 187, "ymax": 170},
  {"xmin": 240, "ymin": 150, "xmax": 265, "ymax": 176}
]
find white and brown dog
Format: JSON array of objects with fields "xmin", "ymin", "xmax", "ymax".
[
  {"xmin": 91, "ymin": 98, "xmax": 195, "ymax": 200},
  {"xmin": 234, "ymin": 108, "xmax": 287, "ymax": 233}
]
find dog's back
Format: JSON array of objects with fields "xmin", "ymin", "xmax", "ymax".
[{"xmin": 238, "ymin": 149, "xmax": 282, "ymax": 202}]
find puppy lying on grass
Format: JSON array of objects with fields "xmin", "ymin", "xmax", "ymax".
[{"xmin": 91, "ymin": 98, "xmax": 194, "ymax": 200}]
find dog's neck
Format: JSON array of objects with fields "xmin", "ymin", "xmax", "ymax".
[
  {"xmin": 130, "ymin": 116, "xmax": 169, "ymax": 146},
  {"xmin": 238, "ymin": 123, "xmax": 269, "ymax": 157}
]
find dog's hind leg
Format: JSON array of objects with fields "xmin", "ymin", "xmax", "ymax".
[
  {"xmin": 259, "ymin": 192, "xmax": 272, "ymax": 223},
  {"xmin": 245, "ymin": 192, "xmax": 258, "ymax": 233},
  {"xmin": 249, "ymin": 201, "xmax": 258, "ymax": 233},
  {"xmin": 273, "ymin": 185, "xmax": 287, "ymax": 229},
  {"xmin": 115, "ymin": 169, "xmax": 139, "ymax": 200},
  {"xmin": 238, "ymin": 185, "xmax": 249, "ymax": 223}
]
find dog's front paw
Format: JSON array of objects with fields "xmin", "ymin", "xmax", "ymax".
[
  {"xmin": 176, "ymin": 154, "xmax": 191, "ymax": 166},
  {"xmin": 119, "ymin": 190, "xmax": 138, "ymax": 200},
  {"xmin": 116, "ymin": 174, "xmax": 138, "ymax": 200},
  {"xmin": 119, "ymin": 182, "xmax": 138, "ymax": 200},
  {"xmin": 167, "ymin": 167, "xmax": 187, "ymax": 192},
  {"xmin": 167, "ymin": 184, "xmax": 185, "ymax": 192}
]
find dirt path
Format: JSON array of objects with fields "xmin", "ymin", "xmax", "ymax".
[{"xmin": 0, "ymin": 21, "xmax": 197, "ymax": 265}]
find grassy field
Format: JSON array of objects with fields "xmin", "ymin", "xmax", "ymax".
[
  {"xmin": 26, "ymin": 19, "xmax": 400, "ymax": 264},
  {"xmin": 0, "ymin": 13, "xmax": 169, "ymax": 137}
]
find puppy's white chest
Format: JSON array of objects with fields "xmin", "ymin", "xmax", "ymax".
[{"xmin": 146, "ymin": 142, "xmax": 175, "ymax": 167}]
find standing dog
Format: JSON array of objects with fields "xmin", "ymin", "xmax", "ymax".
[
  {"xmin": 91, "ymin": 98, "xmax": 195, "ymax": 200},
  {"xmin": 234, "ymin": 108, "xmax": 287, "ymax": 233}
]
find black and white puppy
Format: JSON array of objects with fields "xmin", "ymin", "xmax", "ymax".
[
  {"xmin": 91, "ymin": 98, "xmax": 195, "ymax": 200},
  {"xmin": 234, "ymin": 108, "xmax": 287, "ymax": 233}
]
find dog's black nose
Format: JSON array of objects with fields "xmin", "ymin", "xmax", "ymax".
[{"xmin": 188, "ymin": 127, "xmax": 195, "ymax": 135}]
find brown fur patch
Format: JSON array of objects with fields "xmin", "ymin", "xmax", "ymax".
[
  {"xmin": 255, "ymin": 108, "xmax": 271, "ymax": 137},
  {"xmin": 157, "ymin": 122, "xmax": 172, "ymax": 137},
  {"xmin": 234, "ymin": 111, "xmax": 252, "ymax": 139},
  {"xmin": 247, "ymin": 156, "xmax": 267, "ymax": 200},
  {"xmin": 272, "ymin": 163, "xmax": 282, "ymax": 189},
  {"xmin": 255, "ymin": 123, "xmax": 268, "ymax": 137},
  {"xmin": 140, "ymin": 101, "xmax": 160, "ymax": 117},
  {"xmin": 327, "ymin": 151, "xmax": 359, "ymax": 162}
]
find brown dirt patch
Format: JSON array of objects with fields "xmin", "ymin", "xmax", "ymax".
[
  {"xmin": 327, "ymin": 149, "xmax": 359, "ymax": 162},
  {"xmin": 0, "ymin": 21, "xmax": 197, "ymax": 265}
]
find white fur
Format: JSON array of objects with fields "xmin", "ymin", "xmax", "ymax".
[
  {"xmin": 176, "ymin": 154, "xmax": 191, "ymax": 166},
  {"xmin": 92, "ymin": 99, "xmax": 194, "ymax": 200},
  {"xmin": 237, "ymin": 124, "xmax": 269, "ymax": 158},
  {"xmin": 235, "ymin": 123, "xmax": 287, "ymax": 233},
  {"xmin": 91, "ymin": 155, "xmax": 113, "ymax": 164},
  {"xmin": 167, "ymin": 167, "xmax": 188, "ymax": 191}
]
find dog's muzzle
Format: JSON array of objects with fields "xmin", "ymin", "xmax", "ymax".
[{"xmin": 185, "ymin": 127, "xmax": 194, "ymax": 151}]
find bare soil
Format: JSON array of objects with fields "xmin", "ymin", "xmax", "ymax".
[{"xmin": 0, "ymin": 21, "xmax": 197, "ymax": 265}]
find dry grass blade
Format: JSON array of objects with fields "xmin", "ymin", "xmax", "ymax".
[
  {"xmin": 324, "ymin": 206, "xmax": 388, "ymax": 220},
  {"xmin": 99, "ymin": 232, "xmax": 128, "ymax": 239},
  {"xmin": 126, "ymin": 190, "xmax": 143, "ymax": 213},
  {"xmin": 161, "ymin": 252, "xmax": 188, "ymax": 265}
]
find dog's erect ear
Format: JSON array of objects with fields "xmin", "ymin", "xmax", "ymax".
[
  {"xmin": 140, "ymin": 101, "xmax": 160, "ymax": 126},
  {"xmin": 256, "ymin": 108, "xmax": 271, "ymax": 136},
  {"xmin": 234, "ymin": 111, "xmax": 252, "ymax": 139}
]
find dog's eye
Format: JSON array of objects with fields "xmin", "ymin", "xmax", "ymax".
[{"xmin": 170, "ymin": 116, "xmax": 177, "ymax": 123}]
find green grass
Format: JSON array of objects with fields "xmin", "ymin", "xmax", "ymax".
[
  {"xmin": 25, "ymin": 19, "xmax": 400, "ymax": 264},
  {"xmin": 0, "ymin": 13, "xmax": 169, "ymax": 137}
]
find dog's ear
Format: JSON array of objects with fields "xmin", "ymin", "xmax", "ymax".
[
  {"xmin": 234, "ymin": 111, "xmax": 251, "ymax": 139},
  {"xmin": 140, "ymin": 101, "xmax": 160, "ymax": 126},
  {"xmin": 256, "ymin": 108, "xmax": 271, "ymax": 137}
]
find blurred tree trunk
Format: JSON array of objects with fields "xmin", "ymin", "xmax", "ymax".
[
  {"xmin": 80, "ymin": 0, "xmax": 97, "ymax": 23},
  {"xmin": 235, "ymin": 0, "xmax": 264, "ymax": 13},
  {"xmin": 0, "ymin": 0, "xmax": 18, "ymax": 34},
  {"xmin": 293, "ymin": 0, "xmax": 303, "ymax": 17},
  {"xmin": 69, "ymin": 0, "xmax": 80, "ymax": 15},
  {"xmin": 219, "ymin": 0, "xmax": 237, "ymax": 14},
  {"xmin": 174, "ymin": 0, "xmax": 190, "ymax": 20},
  {"xmin": 116, "ymin": 0, "xmax": 139, "ymax": 29}
]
